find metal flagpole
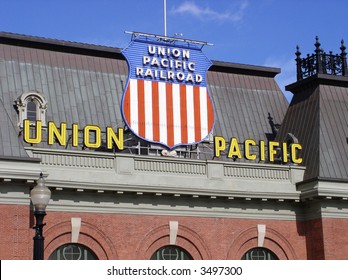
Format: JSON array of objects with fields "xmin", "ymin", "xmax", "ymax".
[{"xmin": 164, "ymin": 0, "xmax": 167, "ymax": 36}]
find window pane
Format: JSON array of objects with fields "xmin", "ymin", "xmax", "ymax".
[
  {"xmin": 48, "ymin": 243, "xmax": 98, "ymax": 260},
  {"xmin": 242, "ymin": 247, "xmax": 278, "ymax": 260},
  {"xmin": 27, "ymin": 101, "xmax": 37, "ymax": 121},
  {"xmin": 150, "ymin": 245, "xmax": 193, "ymax": 260}
]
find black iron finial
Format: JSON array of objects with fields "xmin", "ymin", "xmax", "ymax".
[
  {"xmin": 340, "ymin": 39, "xmax": 347, "ymax": 76},
  {"xmin": 314, "ymin": 36, "xmax": 321, "ymax": 51},
  {"xmin": 314, "ymin": 36, "xmax": 323, "ymax": 74},
  {"xmin": 340, "ymin": 39, "xmax": 347, "ymax": 55},
  {"xmin": 295, "ymin": 45, "xmax": 302, "ymax": 81},
  {"xmin": 296, "ymin": 45, "xmax": 301, "ymax": 58}
]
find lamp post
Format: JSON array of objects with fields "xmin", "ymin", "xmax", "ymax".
[{"xmin": 30, "ymin": 173, "xmax": 51, "ymax": 260}]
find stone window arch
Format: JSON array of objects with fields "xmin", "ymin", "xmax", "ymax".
[{"xmin": 14, "ymin": 91, "xmax": 47, "ymax": 127}]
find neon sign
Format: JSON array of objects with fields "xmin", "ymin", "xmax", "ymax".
[
  {"xmin": 121, "ymin": 33, "xmax": 215, "ymax": 149},
  {"xmin": 22, "ymin": 120, "xmax": 302, "ymax": 164},
  {"xmin": 214, "ymin": 136, "xmax": 303, "ymax": 164}
]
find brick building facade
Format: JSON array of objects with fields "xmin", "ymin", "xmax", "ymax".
[{"xmin": 0, "ymin": 32, "xmax": 347, "ymax": 260}]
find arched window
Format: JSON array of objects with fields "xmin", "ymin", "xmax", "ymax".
[
  {"xmin": 151, "ymin": 245, "xmax": 193, "ymax": 260},
  {"xmin": 48, "ymin": 243, "xmax": 98, "ymax": 260},
  {"xmin": 26, "ymin": 100, "xmax": 37, "ymax": 122},
  {"xmin": 14, "ymin": 91, "xmax": 47, "ymax": 127},
  {"xmin": 242, "ymin": 247, "xmax": 278, "ymax": 260}
]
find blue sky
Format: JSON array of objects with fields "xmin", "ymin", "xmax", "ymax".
[{"xmin": 1, "ymin": 0, "xmax": 347, "ymax": 101}]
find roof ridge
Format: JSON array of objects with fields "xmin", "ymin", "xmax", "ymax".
[{"xmin": 0, "ymin": 31, "xmax": 123, "ymax": 54}]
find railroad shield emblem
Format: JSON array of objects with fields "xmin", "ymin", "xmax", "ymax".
[{"xmin": 121, "ymin": 33, "xmax": 214, "ymax": 149}]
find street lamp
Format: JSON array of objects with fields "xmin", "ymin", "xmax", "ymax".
[{"xmin": 30, "ymin": 173, "xmax": 51, "ymax": 260}]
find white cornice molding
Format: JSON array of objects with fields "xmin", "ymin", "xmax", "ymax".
[
  {"xmin": 0, "ymin": 159, "xmax": 42, "ymax": 181},
  {"xmin": 3, "ymin": 148, "xmax": 348, "ymax": 221},
  {"xmin": 298, "ymin": 180, "xmax": 348, "ymax": 200},
  {"xmin": 25, "ymin": 147, "xmax": 305, "ymax": 201},
  {"xmin": 46, "ymin": 199, "xmax": 301, "ymax": 221},
  {"xmin": 0, "ymin": 184, "xmax": 31, "ymax": 205}
]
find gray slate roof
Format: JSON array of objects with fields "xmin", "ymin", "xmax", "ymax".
[
  {"xmin": 0, "ymin": 98, "xmax": 28, "ymax": 158},
  {"xmin": 277, "ymin": 74, "xmax": 348, "ymax": 181},
  {"xmin": 207, "ymin": 65, "xmax": 287, "ymax": 143},
  {"xmin": 0, "ymin": 31, "xmax": 288, "ymax": 162}
]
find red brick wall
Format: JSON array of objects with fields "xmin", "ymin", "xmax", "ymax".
[
  {"xmin": 43, "ymin": 211, "xmax": 308, "ymax": 260},
  {"xmin": 0, "ymin": 204, "xmax": 32, "ymax": 260},
  {"xmin": 305, "ymin": 218, "xmax": 325, "ymax": 259},
  {"xmin": 2, "ymin": 204, "xmax": 348, "ymax": 260},
  {"xmin": 322, "ymin": 218, "xmax": 348, "ymax": 260}
]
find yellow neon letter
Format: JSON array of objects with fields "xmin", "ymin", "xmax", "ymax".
[
  {"xmin": 214, "ymin": 136, "xmax": 226, "ymax": 157},
  {"xmin": 244, "ymin": 139, "xmax": 257, "ymax": 160},
  {"xmin": 268, "ymin": 141, "xmax": 279, "ymax": 162},
  {"xmin": 259, "ymin": 140, "xmax": 265, "ymax": 161},
  {"xmin": 282, "ymin": 142, "xmax": 288, "ymax": 163},
  {"xmin": 228, "ymin": 137, "xmax": 242, "ymax": 159},
  {"xmin": 72, "ymin": 123, "xmax": 79, "ymax": 147},
  {"xmin": 107, "ymin": 127, "xmax": 124, "ymax": 150},
  {"xmin": 84, "ymin": 125, "xmax": 101, "ymax": 149},
  {"xmin": 48, "ymin": 122, "xmax": 66, "ymax": 146},
  {"xmin": 23, "ymin": 119, "xmax": 42, "ymax": 144},
  {"xmin": 291, "ymin": 144, "xmax": 303, "ymax": 164}
]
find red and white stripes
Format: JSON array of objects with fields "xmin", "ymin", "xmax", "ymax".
[{"xmin": 123, "ymin": 78, "xmax": 214, "ymax": 147}]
